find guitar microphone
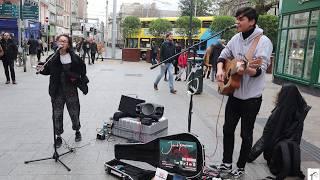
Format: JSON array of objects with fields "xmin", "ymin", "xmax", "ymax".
[{"xmin": 227, "ymin": 24, "xmax": 238, "ymax": 30}]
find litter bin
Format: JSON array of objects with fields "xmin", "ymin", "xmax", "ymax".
[{"xmin": 187, "ymin": 57, "xmax": 204, "ymax": 94}]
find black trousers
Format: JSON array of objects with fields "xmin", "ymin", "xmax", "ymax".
[
  {"xmin": 82, "ymin": 51, "xmax": 91, "ymax": 64},
  {"xmin": 91, "ymin": 52, "xmax": 96, "ymax": 64},
  {"xmin": 2, "ymin": 60, "xmax": 15, "ymax": 82},
  {"xmin": 51, "ymin": 87, "xmax": 81, "ymax": 135},
  {"xmin": 222, "ymin": 95, "xmax": 262, "ymax": 168}
]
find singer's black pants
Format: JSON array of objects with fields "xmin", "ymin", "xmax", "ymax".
[
  {"xmin": 51, "ymin": 86, "xmax": 81, "ymax": 135},
  {"xmin": 222, "ymin": 95, "xmax": 262, "ymax": 168}
]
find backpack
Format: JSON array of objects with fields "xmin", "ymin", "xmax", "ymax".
[{"xmin": 268, "ymin": 140, "xmax": 305, "ymax": 180}]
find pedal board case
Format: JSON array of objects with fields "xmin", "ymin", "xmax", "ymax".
[
  {"xmin": 112, "ymin": 117, "xmax": 168, "ymax": 143},
  {"xmin": 104, "ymin": 159, "xmax": 155, "ymax": 180}
]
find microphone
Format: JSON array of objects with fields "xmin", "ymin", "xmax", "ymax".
[
  {"xmin": 56, "ymin": 45, "xmax": 63, "ymax": 51},
  {"xmin": 227, "ymin": 24, "xmax": 238, "ymax": 30}
]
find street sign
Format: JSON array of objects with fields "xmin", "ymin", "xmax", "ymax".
[
  {"xmin": 22, "ymin": 3, "xmax": 39, "ymax": 20},
  {"xmin": 0, "ymin": 4, "xmax": 19, "ymax": 18}
]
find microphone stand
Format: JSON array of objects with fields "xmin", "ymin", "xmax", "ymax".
[
  {"xmin": 25, "ymin": 49, "xmax": 73, "ymax": 171},
  {"xmin": 150, "ymin": 25, "xmax": 235, "ymax": 132},
  {"xmin": 150, "ymin": 24, "xmax": 236, "ymax": 70}
]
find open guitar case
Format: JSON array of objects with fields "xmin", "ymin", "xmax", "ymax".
[{"xmin": 105, "ymin": 133, "xmax": 205, "ymax": 180}]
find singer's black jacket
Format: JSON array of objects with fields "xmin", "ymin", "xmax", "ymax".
[{"xmin": 39, "ymin": 50, "xmax": 88, "ymax": 97}]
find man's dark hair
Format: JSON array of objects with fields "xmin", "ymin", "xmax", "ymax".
[
  {"xmin": 235, "ymin": 7, "xmax": 258, "ymax": 25},
  {"xmin": 165, "ymin": 32, "xmax": 173, "ymax": 38}
]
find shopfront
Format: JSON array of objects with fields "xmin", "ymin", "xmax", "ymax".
[{"xmin": 274, "ymin": 0, "xmax": 320, "ymax": 93}]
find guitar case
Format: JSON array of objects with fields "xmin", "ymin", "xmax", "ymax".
[{"xmin": 105, "ymin": 133, "xmax": 205, "ymax": 180}]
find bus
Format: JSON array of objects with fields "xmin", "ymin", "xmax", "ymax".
[{"xmin": 125, "ymin": 16, "xmax": 221, "ymax": 58}]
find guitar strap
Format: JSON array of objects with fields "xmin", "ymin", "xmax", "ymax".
[{"xmin": 245, "ymin": 34, "xmax": 262, "ymax": 61}]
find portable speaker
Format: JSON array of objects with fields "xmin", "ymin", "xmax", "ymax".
[{"xmin": 136, "ymin": 103, "xmax": 164, "ymax": 121}]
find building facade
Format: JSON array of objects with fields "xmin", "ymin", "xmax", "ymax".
[{"xmin": 274, "ymin": 0, "xmax": 320, "ymax": 94}]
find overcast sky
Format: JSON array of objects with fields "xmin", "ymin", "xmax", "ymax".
[{"xmin": 87, "ymin": 0, "xmax": 180, "ymax": 23}]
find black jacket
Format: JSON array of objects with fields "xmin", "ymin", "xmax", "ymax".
[
  {"xmin": 210, "ymin": 44, "xmax": 224, "ymax": 70},
  {"xmin": 40, "ymin": 51, "xmax": 88, "ymax": 97},
  {"xmin": 160, "ymin": 41, "xmax": 176, "ymax": 63},
  {"xmin": 0, "ymin": 39, "xmax": 18, "ymax": 62},
  {"xmin": 248, "ymin": 84, "xmax": 311, "ymax": 163}
]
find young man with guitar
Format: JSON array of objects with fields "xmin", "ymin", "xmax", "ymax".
[{"xmin": 210, "ymin": 7, "xmax": 273, "ymax": 177}]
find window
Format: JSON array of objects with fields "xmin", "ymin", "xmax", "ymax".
[
  {"xmin": 290, "ymin": 12, "xmax": 309, "ymax": 27},
  {"xmin": 141, "ymin": 21, "xmax": 150, "ymax": 28},
  {"xmin": 127, "ymin": 38, "xmax": 138, "ymax": 48},
  {"xmin": 284, "ymin": 28, "xmax": 307, "ymax": 77},
  {"xmin": 282, "ymin": 15, "xmax": 289, "ymax": 28},
  {"xmin": 303, "ymin": 28, "xmax": 317, "ymax": 80},
  {"xmin": 202, "ymin": 21, "xmax": 212, "ymax": 28},
  {"xmin": 277, "ymin": 30, "xmax": 287, "ymax": 73},
  {"xmin": 310, "ymin": 10, "xmax": 320, "ymax": 25},
  {"xmin": 140, "ymin": 38, "xmax": 150, "ymax": 48}
]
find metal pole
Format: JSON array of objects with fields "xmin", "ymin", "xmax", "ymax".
[
  {"xmin": 70, "ymin": 0, "xmax": 72, "ymax": 37},
  {"xmin": 105, "ymin": 0, "xmax": 108, "ymax": 59},
  {"xmin": 111, "ymin": 0, "xmax": 117, "ymax": 58},
  {"xmin": 188, "ymin": 0, "xmax": 193, "ymax": 49}
]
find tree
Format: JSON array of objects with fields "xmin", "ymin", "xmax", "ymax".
[
  {"xmin": 121, "ymin": 16, "xmax": 141, "ymax": 48},
  {"xmin": 214, "ymin": 0, "xmax": 279, "ymax": 15},
  {"xmin": 210, "ymin": 16, "xmax": 236, "ymax": 41},
  {"xmin": 176, "ymin": 16, "xmax": 201, "ymax": 37},
  {"xmin": 179, "ymin": 0, "xmax": 214, "ymax": 16},
  {"xmin": 257, "ymin": 15, "xmax": 278, "ymax": 52},
  {"xmin": 149, "ymin": 18, "xmax": 172, "ymax": 38}
]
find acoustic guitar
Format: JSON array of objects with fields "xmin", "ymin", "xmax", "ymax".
[{"xmin": 218, "ymin": 58, "xmax": 262, "ymax": 95}]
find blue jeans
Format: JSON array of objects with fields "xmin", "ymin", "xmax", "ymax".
[{"xmin": 154, "ymin": 63, "xmax": 174, "ymax": 91}]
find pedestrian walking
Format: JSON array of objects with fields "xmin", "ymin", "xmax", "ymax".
[
  {"xmin": 36, "ymin": 38, "xmax": 43, "ymax": 62},
  {"xmin": 82, "ymin": 39, "xmax": 90, "ymax": 64},
  {"xmin": 90, "ymin": 38, "xmax": 97, "ymax": 64},
  {"xmin": 175, "ymin": 50, "xmax": 188, "ymax": 81},
  {"xmin": 153, "ymin": 32, "xmax": 177, "ymax": 94},
  {"xmin": 0, "ymin": 32, "xmax": 18, "ymax": 84},
  {"xmin": 27, "ymin": 35, "xmax": 38, "ymax": 68}
]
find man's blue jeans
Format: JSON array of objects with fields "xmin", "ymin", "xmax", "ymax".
[{"xmin": 154, "ymin": 63, "xmax": 174, "ymax": 91}]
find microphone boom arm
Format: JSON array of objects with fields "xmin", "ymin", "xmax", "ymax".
[{"xmin": 150, "ymin": 24, "xmax": 236, "ymax": 70}]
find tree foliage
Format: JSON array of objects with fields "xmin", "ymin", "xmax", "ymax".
[
  {"xmin": 149, "ymin": 19, "xmax": 173, "ymax": 38},
  {"xmin": 257, "ymin": 14, "xmax": 278, "ymax": 52},
  {"xmin": 214, "ymin": 0, "xmax": 279, "ymax": 15},
  {"xmin": 210, "ymin": 16, "xmax": 236, "ymax": 41},
  {"xmin": 176, "ymin": 16, "xmax": 201, "ymax": 36},
  {"xmin": 121, "ymin": 16, "xmax": 141, "ymax": 39},
  {"xmin": 179, "ymin": 0, "xmax": 214, "ymax": 16}
]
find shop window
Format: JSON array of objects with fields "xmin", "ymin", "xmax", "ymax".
[
  {"xmin": 310, "ymin": 10, "xmax": 320, "ymax": 25},
  {"xmin": 282, "ymin": 15, "xmax": 289, "ymax": 28},
  {"xmin": 303, "ymin": 28, "xmax": 317, "ymax": 80},
  {"xmin": 290, "ymin": 12, "xmax": 309, "ymax": 27},
  {"xmin": 277, "ymin": 30, "xmax": 287, "ymax": 73},
  {"xmin": 284, "ymin": 28, "xmax": 307, "ymax": 77}
]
